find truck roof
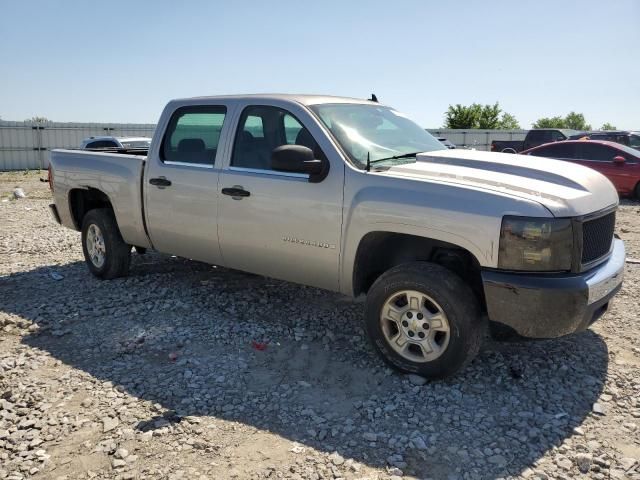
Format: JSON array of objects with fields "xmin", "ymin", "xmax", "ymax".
[{"xmin": 177, "ymin": 93, "xmax": 376, "ymax": 106}]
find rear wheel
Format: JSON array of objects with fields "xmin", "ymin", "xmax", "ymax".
[
  {"xmin": 364, "ymin": 262, "xmax": 484, "ymax": 379},
  {"xmin": 635, "ymin": 182, "xmax": 640, "ymax": 200},
  {"xmin": 81, "ymin": 209, "xmax": 131, "ymax": 279}
]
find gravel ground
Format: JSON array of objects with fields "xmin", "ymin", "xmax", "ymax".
[{"xmin": 1, "ymin": 171, "xmax": 639, "ymax": 480}]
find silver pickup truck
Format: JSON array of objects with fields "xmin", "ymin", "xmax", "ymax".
[{"xmin": 48, "ymin": 94, "xmax": 625, "ymax": 379}]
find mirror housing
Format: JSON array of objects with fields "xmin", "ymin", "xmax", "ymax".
[
  {"xmin": 613, "ymin": 155, "xmax": 626, "ymax": 164},
  {"xmin": 271, "ymin": 145, "xmax": 329, "ymax": 183}
]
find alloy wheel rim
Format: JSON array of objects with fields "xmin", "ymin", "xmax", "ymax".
[
  {"xmin": 86, "ymin": 224, "xmax": 106, "ymax": 268},
  {"xmin": 379, "ymin": 289, "xmax": 451, "ymax": 363}
]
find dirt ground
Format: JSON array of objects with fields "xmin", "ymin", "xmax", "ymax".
[{"xmin": 1, "ymin": 171, "xmax": 639, "ymax": 480}]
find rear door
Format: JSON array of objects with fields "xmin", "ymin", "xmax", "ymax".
[
  {"xmin": 217, "ymin": 103, "xmax": 343, "ymax": 291},
  {"xmin": 527, "ymin": 142, "xmax": 576, "ymax": 161},
  {"xmin": 144, "ymin": 104, "xmax": 232, "ymax": 263}
]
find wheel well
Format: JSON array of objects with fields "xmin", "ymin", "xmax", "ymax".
[
  {"xmin": 353, "ymin": 232, "xmax": 486, "ymax": 310},
  {"xmin": 69, "ymin": 188, "xmax": 113, "ymax": 230}
]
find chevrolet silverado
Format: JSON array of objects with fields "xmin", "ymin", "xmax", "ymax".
[{"xmin": 48, "ymin": 94, "xmax": 625, "ymax": 379}]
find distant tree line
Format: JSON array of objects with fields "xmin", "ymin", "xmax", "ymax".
[
  {"xmin": 444, "ymin": 103, "xmax": 616, "ymax": 131},
  {"xmin": 444, "ymin": 103, "xmax": 521, "ymax": 129}
]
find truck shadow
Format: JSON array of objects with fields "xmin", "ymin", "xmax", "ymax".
[{"xmin": 4, "ymin": 252, "xmax": 609, "ymax": 478}]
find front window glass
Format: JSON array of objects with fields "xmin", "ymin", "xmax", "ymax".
[
  {"xmin": 610, "ymin": 142, "xmax": 640, "ymax": 157},
  {"xmin": 578, "ymin": 143, "xmax": 614, "ymax": 161},
  {"xmin": 550, "ymin": 131, "xmax": 565, "ymax": 142},
  {"xmin": 310, "ymin": 104, "xmax": 444, "ymax": 167},
  {"xmin": 629, "ymin": 134, "xmax": 640, "ymax": 149},
  {"xmin": 231, "ymin": 106, "xmax": 324, "ymax": 171},
  {"xmin": 244, "ymin": 116, "xmax": 264, "ymax": 138},
  {"xmin": 284, "ymin": 114, "xmax": 303, "ymax": 144}
]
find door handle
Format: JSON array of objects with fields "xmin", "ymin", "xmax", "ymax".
[
  {"xmin": 222, "ymin": 187, "xmax": 251, "ymax": 198},
  {"xmin": 149, "ymin": 177, "xmax": 172, "ymax": 187}
]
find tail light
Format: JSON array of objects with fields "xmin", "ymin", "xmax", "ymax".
[{"xmin": 48, "ymin": 165, "xmax": 54, "ymax": 192}]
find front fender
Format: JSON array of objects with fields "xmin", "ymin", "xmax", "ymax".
[{"xmin": 339, "ymin": 179, "xmax": 551, "ymax": 296}]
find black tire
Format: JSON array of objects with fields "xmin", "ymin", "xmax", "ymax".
[
  {"xmin": 635, "ymin": 182, "xmax": 640, "ymax": 200},
  {"xmin": 364, "ymin": 262, "xmax": 484, "ymax": 379},
  {"xmin": 81, "ymin": 208, "xmax": 131, "ymax": 279}
]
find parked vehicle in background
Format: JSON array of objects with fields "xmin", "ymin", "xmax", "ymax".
[
  {"xmin": 48, "ymin": 94, "xmax": 625, "ymax": 379},
  {"xmin": 522, "ymin": 140, "xmax": 640, "ymax": 198},
  {"xmin": 491, "ymin": 129, "xmax": 584, "ymax": 153},
  {"xmin": 575, "ymin": 131, "xmax": 640, "ymax": 150},
  {"xmin": 81, "ymin": 136, "xmax": 152, "ymax": 149},
  {"xmin": 436, "ymin": 137, "xmax": 456, "ymax": 149}
]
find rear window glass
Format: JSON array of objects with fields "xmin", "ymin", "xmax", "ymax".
[
  {"xmin": 531, "ymin": 143, "xmax": 575, "ymax": 158},
  {"xmin": 162, "ymin": 106, "xmax": 227, "ymax": 166},
  {"xmin": 86, "ymin": 140, "xmax": 117, "ymax": 149}
]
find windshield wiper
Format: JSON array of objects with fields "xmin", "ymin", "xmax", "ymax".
[{"xmin": 365, "ymin": 151, "xmax": 423, "ymax": 171}]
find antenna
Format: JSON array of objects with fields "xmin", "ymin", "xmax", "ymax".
[
  {"xmin": 369, "ymin": 93, "xmax": 378, "ymax": 103},
  {"xmin": 366, "ymin": 151, "xmax": 371, "ymax": 172}
]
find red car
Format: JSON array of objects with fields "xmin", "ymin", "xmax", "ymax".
[{"xmin": 521, "ymin": 140, "xmax": 640, "ymax": 199}]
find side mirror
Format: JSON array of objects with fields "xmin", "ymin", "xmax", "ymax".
[
  {"xmin": 613, "ymin": 155, "xmax": 626, "ymax": 164},
  {"xmin": 271, "ymin": 145, "xmax": 329, "ymax": 183}
]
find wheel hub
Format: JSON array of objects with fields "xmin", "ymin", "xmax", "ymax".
[
  {"xmin": 400, "ymin": 310, "xmax": 430, "ymax": 339},
  {"xmin": 86, "ymin": 224, "xmax": 106, "ymax": 268},
  {"xmin": 380, "ymin": 290, "xmax": 451, "ymax": 363}
]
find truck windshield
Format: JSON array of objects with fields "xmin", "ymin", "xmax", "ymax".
[{"xmin": 310, "ymin": 103, "xmax": 445, "ymax": 168}]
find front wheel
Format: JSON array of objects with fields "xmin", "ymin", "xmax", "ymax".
[
  {"xmin": 81, "ymin": 209, "xmax": 131, "ymax": 279},
  {"xmin": 364, "ymin": 262, "xmax": 484, "ymax": 379}
]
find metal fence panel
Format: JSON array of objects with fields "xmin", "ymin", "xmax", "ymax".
[
  {"xmin": 1, "ymin": 121, "xmax": 532, "ymax": 170},
  {"xmin": 0, "ymin": 121, "xmax": 156, "ymax": 171},
  {"xmin": 427, "ymin": 129, "xmax": 527, "ymax": 151}
]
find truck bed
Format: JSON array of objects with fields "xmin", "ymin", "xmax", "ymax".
[{"xmin": 49, "ymin": 149, "xmax": 150, "ymax": 248}]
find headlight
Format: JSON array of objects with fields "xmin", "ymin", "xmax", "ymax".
[{"xmin": 498, "ymin": 216, "xmax": 573, "ymax": 271}]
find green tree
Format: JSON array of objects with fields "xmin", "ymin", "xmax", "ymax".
[
  {"xmin": 600, "ymin": 122, "xmax": 616, "ymax": 130},
  {"xmin": 498, "ymin": 112, "xmax": 521, "ymax": 129},
  {"xmin": 532, "ymin": 116, "xmax": 567, "ymax": 128},
  {"xmin": 532, "ymin": 112, "xmax": 592, "ymax": 130},
  {"xmin": 444, "ymin": 104, "xmax": 480, "ymax": 129},
  {"xmin": 444, "ymin": 102, "xmax": 520, "ymax": 129},
  {"xmin": 564, "ymin": 112, "xmax": 591, "ymax": 130},
  {"xmin": 477, "ymin": 103, "xmax": 501, "ymax": 129}
]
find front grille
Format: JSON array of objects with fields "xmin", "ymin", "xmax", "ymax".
[{"xmin": 581, "ymin": 212, "xmax": 615, "ymax": 264}]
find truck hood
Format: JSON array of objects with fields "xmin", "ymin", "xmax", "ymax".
[{"xmin": 384, "ymin": 149, "xmax": 618, "ymax": 217}]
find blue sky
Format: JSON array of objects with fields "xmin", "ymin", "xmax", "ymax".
[{"xmin": 1, "ymin": 0, "xmax": 638, "ymax": 129}]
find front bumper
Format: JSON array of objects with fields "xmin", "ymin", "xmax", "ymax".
[{"xmin": 482, "ymin": 239, "xmax": 625, "ymax": 338}]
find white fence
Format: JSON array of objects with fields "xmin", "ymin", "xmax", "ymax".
[
  {"xmin": 0, "ymin": 121, "xmax": 156, "ymax": 170},
  {"xmin": 0, "ymin": 121, "xmax": 528, "ymax": 171},
  {"xmin": 427, "ymin": 129, "xmax": 527, "ymax": 151}
]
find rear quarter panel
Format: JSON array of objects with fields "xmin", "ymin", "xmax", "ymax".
[{"xmin": 50, "ymin": 150, "xmax": 150, "ymax": 247}]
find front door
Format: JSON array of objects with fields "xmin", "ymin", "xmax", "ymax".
[
  {"xmin": 144, "ymin": 105, "xmax": 231, "ymax": 264},
  {"xmin": 217, "ymin": 104, "xmax": 343, "ymax": 291},
  {"xmin": 575, "ymin": 143, "xmax": 636, "ymax": 196}
]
